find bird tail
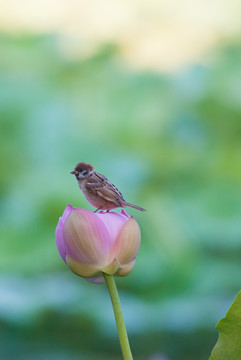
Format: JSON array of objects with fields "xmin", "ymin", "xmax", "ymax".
[{"xmin": 125, "ymin": 202, "xmax": 146, "ymax": 212}]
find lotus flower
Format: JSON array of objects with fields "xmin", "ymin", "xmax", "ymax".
[{"xmin": 55, "ymin": 205, "xmax": 141, "ymax": 283}]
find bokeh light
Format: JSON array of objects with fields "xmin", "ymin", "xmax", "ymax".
[{"xmin": 0, "ymin": 1, "xmax": 240, "ymax": 359}]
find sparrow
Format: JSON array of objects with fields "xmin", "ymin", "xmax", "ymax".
[{"xmin": 70, "ymin": 162, "xmax": 146, "ymax": 212}]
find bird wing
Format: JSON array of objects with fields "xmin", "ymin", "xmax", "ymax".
[{"xmin": 85, "ymin": 172, "xmax": 125, "ymax": 206}]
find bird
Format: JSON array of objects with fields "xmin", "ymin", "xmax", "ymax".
[{"xmin": 70, "ymin": 162, "xmax": 146, "ymax": 212}]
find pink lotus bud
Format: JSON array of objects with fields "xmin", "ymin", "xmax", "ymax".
[{"xmin": 55, "ymin": 205, "xmax": 141, "ymax": 283}]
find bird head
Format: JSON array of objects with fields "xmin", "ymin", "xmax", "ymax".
[{"xmin": 70, "ymin": 162, "xmax": 94, "ymax": 180}]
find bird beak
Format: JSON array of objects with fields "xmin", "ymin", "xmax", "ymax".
[{"xmin": 70, "ymin": 170, "xmax": 77, "ymax": 175}]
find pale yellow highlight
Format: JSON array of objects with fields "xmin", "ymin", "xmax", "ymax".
[
  {"xmin": 0, "ymin": 0, "xmax": 240, "ymax": 71},
  {"xmin": 116, "ymin": 259, "xmax": 136, "ymax": 277},
  {"xmin": 66, "ymin": 255, "xmax": 100, "ymax": 278},
  {"xmin": 101, "ymin": 258, "xmax": 120, "ymax": 275}
]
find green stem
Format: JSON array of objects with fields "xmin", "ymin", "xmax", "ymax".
[{"xmin": 103, "ymin": 273, "xmax": 133, "ymax": 360}]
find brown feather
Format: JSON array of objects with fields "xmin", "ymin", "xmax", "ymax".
[
  {"xmin": 74, "ymin": 162, "xmax": 94, "ymax": 172},
  {"xmin": 85, "ymin": 172, "xmax": 125, "ymax": 206}
]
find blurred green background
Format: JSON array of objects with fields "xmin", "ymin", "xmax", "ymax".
[{"xmin": 0, "ymin": 2, "xmax": 241, "ymax": 359}]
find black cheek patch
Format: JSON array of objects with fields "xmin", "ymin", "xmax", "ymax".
[{"xmin": 82, "ymin": 170, "xmax": 89, "ymax": 176}]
